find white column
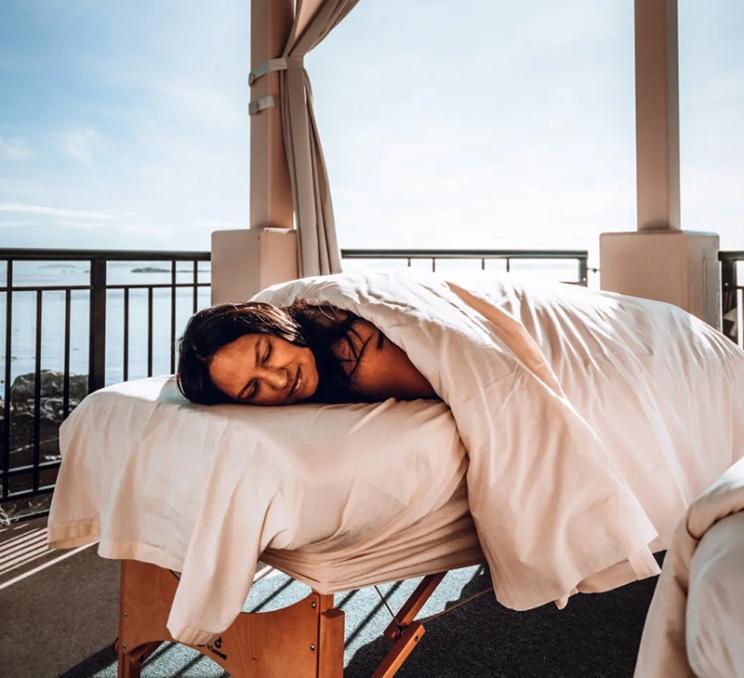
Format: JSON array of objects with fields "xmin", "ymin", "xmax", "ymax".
[
  {"xmin": 211, "ymin": 0, "xmax": 298, "ymax": 305},
  {"xmin": 600, "ymin": 0, "xmax": 720, "ymax": 328}
]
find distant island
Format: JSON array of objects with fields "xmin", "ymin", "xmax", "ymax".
[{"xmin": 131, "ymin": 266, "xmax": 170, "ymax": 273}]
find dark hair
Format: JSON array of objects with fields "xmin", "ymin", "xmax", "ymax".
[{"xmin": 176, "ymin": 300, "xmax": 366, "ymax": 405}]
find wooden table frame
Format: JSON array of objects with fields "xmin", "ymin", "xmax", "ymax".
[{"xmin": 116, "ymin": 560, "xmax": 448, "ymax": 678}]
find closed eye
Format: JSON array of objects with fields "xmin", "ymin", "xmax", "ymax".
[
  {"xmin": 238, "ymin": 378, "xmax": 258, "ymax": 401},
  {"xmin": 263, "ymin": 340, "xmax": 272, "ymax": 365}
]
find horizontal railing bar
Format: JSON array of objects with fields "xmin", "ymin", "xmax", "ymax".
[
  {"xmin": 1, "ymin": 246, "xmax": 738, "ymax": 263},
  {"xmin": 340, "ymin": 248, "xmax": 588, "ymax": 260},
  {"xmin": 0, "ymin": 285, "xmax": 90, "ymax": 292},
  {"xmin": 2, "ymin": 485, "xmax": 56, "ymax": 501},
  {"xmin": 719, "ymin": 251, "xmax": 744, "ymax": 261},
  {"xmin": 0, "ymin": 282, "xmax": 210, "ymax": 293},
  {"xmin": 0, "ymin": 248, "xmax": 210, "ymax": 261},
  {"xmin": 2, "ymin": 507, "xmax": 54, "ymax": 523},
  {"xmin": 4, "ymin": 460, "xmax": 61, "ymax": 476},
  {"xmin": 107, "ymin": 283, "xmax": 211, "ymax": 290}
]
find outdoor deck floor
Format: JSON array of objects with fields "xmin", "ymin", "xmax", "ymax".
[{"xmin": 0, "ymin": 518, "xmax": 660, "ymax": 677}]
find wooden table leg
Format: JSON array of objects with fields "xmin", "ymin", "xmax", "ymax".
[
  {"xmin": 371, "ymin": 622, "xmax": 426, "ymax": 678},
  {"xmin": 318, "ymin": 608, "xmax": 345, "ymax": 678},
  {"xmin": 384, "ymin": 573, "xmax": 445, "ymax": 640},
  {"xmin": 117, "ymin": 640, "xmax": 160, "ymax": 678}
]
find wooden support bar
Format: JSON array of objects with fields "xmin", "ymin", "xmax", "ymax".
[
  {"xmin": 318, "ymin": 608, "xmax": 345, "ymax": 678},
  {"xmin": 117, "ymin": 640, "xmax": 160, "ymax": 678},
  {"xmin": 371, "ymin": 622, "xmax": 426, "ymax": 678},
  {"xmin": 383, "ymin": 572, "xmax": 446, "ymax": 640},
  {"xmin": 116, "ymin": 559, "xmax": 344, "ymax": 678},
  {"xmin": 113, "ymin": 559, "xmax": 442, "ymax": 678}
]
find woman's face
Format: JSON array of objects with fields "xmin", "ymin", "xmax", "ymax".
[{"xmin": 208, "ymin": 333, "xmax": 319, "ymax": 405}]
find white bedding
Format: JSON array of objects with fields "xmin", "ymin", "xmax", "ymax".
[
  {"xmin": 635, "ymin": 458, "xmax": 744, "ymax": 677},
  {"xmin": 48, "ymin": 270, "xmax": 744, "ymax": 645},
  {"xmin": 256, "ymin": 271, "xmax": 744, "ymax": 611},
  {"xmin": 47, "ymin": 376, "xmax": 465, "ymax": 644}
]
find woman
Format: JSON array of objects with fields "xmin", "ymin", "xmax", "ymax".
[{"xmin": 177, "ymin": 300, "xmax": 437, "ymax": 406}]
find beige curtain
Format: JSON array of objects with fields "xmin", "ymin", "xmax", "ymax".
[{"xmin": 250, "ymin": 0, "xmax": 359, "ymax": 277}]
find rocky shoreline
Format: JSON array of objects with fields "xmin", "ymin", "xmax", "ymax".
[
  {"xmin": 0, "ymin": 369, "xmax": 88, "ymax": 462},
  {"xmin": 0, "ymin": 370, "xmax": 88, "ymax": 523}
]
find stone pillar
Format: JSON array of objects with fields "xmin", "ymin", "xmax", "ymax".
[
  {"xmin": 600, "ymin": 0, "xmax": 721, "ymax": 328},
  {"xmin": 211, "ymin": 0, "xmax": 298, "ymax": 305}
]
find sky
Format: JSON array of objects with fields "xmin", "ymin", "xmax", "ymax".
[{"xmin": 0, "ymin": 0, "xmax": 742, "ymax": 264}]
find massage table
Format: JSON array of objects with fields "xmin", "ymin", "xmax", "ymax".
[{"xmin": 48, "ymin": 375, "xmax": 486, "ymax": 677}]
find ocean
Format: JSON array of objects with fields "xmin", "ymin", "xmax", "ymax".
[
  {"xmin": 1, "ymin": 256, "xmax": 590, "ymax": 390},
  {"xmin": 0, "ymin": 260, "xmax": 212, "ymax": 389}
]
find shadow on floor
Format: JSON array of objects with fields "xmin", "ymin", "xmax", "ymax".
[{"xmin": 345, "ymin": 571, "xmax": 660, "ymax": 677}]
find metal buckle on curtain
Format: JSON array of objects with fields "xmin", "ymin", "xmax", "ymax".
[{"xmin": 248, "ymin": 56, "xmax": 304, "ymax": 87}]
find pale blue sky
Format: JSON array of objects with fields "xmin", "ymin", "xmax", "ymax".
[{"xmin": 0, "ymin": 0, "xmax": 742, "ymax": 261}]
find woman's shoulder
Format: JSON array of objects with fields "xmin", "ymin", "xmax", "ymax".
[{"xmin": 340, "ymin": 320, "xmax": 438, "ymax": 400}]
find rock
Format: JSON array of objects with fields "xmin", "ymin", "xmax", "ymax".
[
  {"xmin": 9, "ymin": 370, "xmax": 87, "ymax": 404},
  {"xmin": 0, "ymin": 370, "xmax": 88, "ymax": 463}
]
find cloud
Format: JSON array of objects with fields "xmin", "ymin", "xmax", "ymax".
[
  {"xmin": 0, "ymin": 136, "xmax": 32, "ymax": 160},
  {"xmin": 58, "ymin": 128, "xmax": 102, "ymax": 164},
  {"xmin": 192, "ymin": 219, "xmax": 245, "ymax": 229},
  {"xmin": 160, "ymin": 77, "xmax": 244, "ymax": 130},
  {"xmin": 0, "ymin": 221, "xmax": 37, "ymax": 229},
  {"xmin": 0, "ymin": 203, "xmax": 116, "ymax": 220}
]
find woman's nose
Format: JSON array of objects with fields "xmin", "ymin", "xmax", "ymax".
[{"xmin": 259, "ymin": 365, "xmax": 290, "ymax": 391}]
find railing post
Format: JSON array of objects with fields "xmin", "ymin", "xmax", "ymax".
[
  {"xmin": 88, "ymin": 257, "xmax": 107, "ymax": 393},
  {"xmin": 2, "ymin": 260, "xmax": 12, "ymax": 500},
  {"xmin": 721, "ymin": 257, "xmax": 738, "ymax": 344}
]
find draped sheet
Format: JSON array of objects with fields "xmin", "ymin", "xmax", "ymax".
[
  {"xmin": 47, "ymin": 270, "xmax": 744, "ymax": 645},
  {"xmin": 256, "ymin": 270, "xmax": 744, "ymax": 609}
]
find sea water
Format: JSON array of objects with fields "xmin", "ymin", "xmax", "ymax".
[
  {"xmin": 0, "ymin": 257, "xmax": 589, "ymax": 390},
  {"xmin": 0, "ymin": 259, "xmax": 212, "ymax": 389}
]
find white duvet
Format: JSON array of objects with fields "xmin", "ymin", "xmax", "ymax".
[
  {"xmin": 48, "ymin": 270, "xmax": 744, "ymax": 644},
  {"xmin": 256, "ymin": 271, "xmax": 743, "ymax": 608}
]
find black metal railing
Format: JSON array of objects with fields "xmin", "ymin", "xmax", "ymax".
[
  {"xmin": 720, "ymin": 251, "xmax": 743, "ymax": 348},
  {"xmin": 1, "ymin": 249, "xmax": 211, "ymax": 519},
  {"xmin": 8, "ymin": 245, "xmax": 741, "ymax": 521},
  {"xmin": 341, "ymin": 248, "xmax": 591, "ymax": 285},
  {"xmin": 0, "ymin": 246, "xmax": 591, "ymax": 520}
]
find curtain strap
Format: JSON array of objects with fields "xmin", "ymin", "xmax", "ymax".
[
  {"xmin": 248, "ymin": 56, "xmax": 304, "ymax": 116},
  {"xmin": 249, "ymin": 56, "xmax": 304, "ymax": 86},
  {"xmin": 248, "ymin": 95, "xmax": 277, "ymax": 116}
]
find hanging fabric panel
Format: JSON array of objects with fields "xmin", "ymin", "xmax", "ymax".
[{"xmin": 250, "ymin": 0, "xmax": 360, "ymax": 277}]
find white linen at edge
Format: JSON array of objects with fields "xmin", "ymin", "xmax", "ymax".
[
  {"xmin": 634, "ymin": 458, "xmax": 744, "ymax": 677},
  {"xmin": 47, "ymin": 377, "xmax": 465, "ymax": 644}
]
